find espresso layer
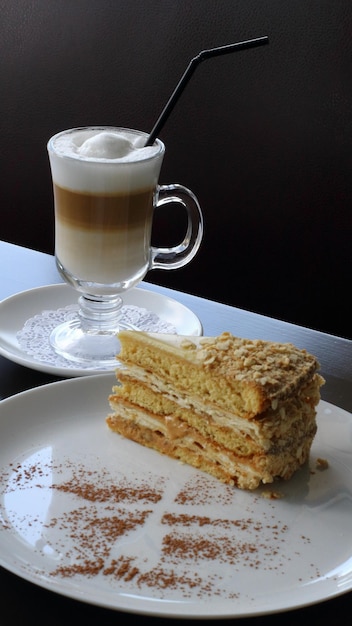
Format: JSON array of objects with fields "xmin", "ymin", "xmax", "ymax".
[{"xmin": 54, "ymin": 184, "xmax": 154, "ymax": 231}]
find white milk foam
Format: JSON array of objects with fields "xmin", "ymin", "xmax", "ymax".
[{"xmin": 48, "ymin": 127, "xmax": 164, "ymax": 193}]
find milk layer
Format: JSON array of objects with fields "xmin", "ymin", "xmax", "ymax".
[{"xmin": 56, "ymin": 222, "xmax": 150, "ymax": 285}]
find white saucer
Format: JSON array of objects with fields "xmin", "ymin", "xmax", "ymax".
[{"xmin": 0, "ymin": 284, "xmax": 202, "ymax": 377}]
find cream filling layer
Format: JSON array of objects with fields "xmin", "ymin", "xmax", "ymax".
[
  {"xmin": 109, "ymin": 403, "xmax": 270, "ymax": 485},
  {"xmin": 115, "ymin": 366, "xmax": 315, "ymax": 450},
  {"xmin": 117, "ymin": 366, "xmax": 262, "ymax": 435}
]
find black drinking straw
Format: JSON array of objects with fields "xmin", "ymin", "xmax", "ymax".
[{"xmin": 145, "ymin": 36, "xmax": 269, "ymax": 146}]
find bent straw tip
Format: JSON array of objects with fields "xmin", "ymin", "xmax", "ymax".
[{"xmin": 145, "ymin": 36, "xmax": 269, "ymax": 146}]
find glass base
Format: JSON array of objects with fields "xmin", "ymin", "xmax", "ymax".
[
  {"xmin": 50, "ymin": 318, "xmax": 122, "ymax": 367},
  {"xmin": 49, "ymin": 293, "xmax": 135, "ymax": 367}
]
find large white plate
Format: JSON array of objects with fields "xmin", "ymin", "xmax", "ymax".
[
  {"xmin": 0, "ymin": 284, "xmax": 202, "ymax": 377},
  {"xmin": 0, "ymin": 375, "xmax": 351, "ymax": 618}
]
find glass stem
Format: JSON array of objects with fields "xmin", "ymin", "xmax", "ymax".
[{"xmin": 78, "ymin": 295, "xmax": 123, "ymax": 335}]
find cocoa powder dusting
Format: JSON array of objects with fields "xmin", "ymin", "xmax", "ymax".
[{"xmin": 0, "ymin": 456, "xmax": 320, "ymax": 601}]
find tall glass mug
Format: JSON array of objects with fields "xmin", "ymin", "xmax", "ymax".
[{"xmin": 47, "ymin": 126, "xmax": 203, "ymax": 366}]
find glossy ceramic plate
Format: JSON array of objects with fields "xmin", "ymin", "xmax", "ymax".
[
  {"xmin": 0, "ymin": 284, "xmax": 202, "ymax": 377},
  {"xmin": 0, "ymin": 375, "xmax": 352, "ymax": 618}
]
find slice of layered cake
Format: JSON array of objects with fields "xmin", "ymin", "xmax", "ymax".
[{"xmin": 106, "ymin": 331, "xmax": 324, "ymax": 490}]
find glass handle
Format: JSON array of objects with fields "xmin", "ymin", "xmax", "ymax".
[{"xmin": 150, "ymin": 184, "xmax": 203, "ymax": 270}]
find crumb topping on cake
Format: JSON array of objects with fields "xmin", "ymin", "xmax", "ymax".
[{"xmin": 179, "ymin": 332, "xmax": 319, "ymax": 403}]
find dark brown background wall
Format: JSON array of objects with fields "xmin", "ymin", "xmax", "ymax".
[{"xmin": 1, "ymin": 1, "xmax": 351, "ymax": 339}]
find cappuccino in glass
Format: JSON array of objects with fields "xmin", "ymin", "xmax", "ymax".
[{"xmin": 48, "ymin": 127, "xmax": 164, "ymax": 293}]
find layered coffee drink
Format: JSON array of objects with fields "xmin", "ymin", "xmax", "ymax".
[{"xmin": 48, "ymin": 127, "xmax": 164, "ymax": 293}]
